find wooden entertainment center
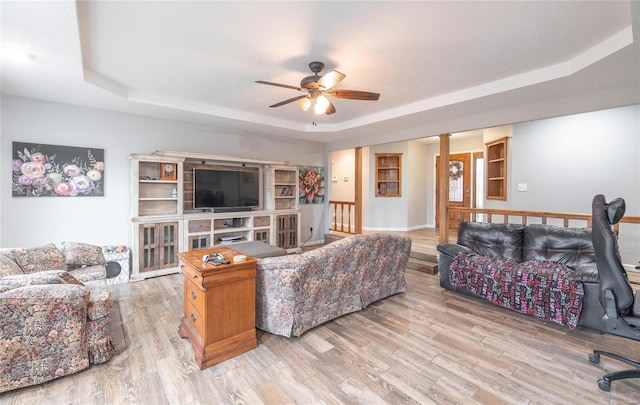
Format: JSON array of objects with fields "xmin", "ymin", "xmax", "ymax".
[{"xmin": 129, "ymin": 151, "xmax": 301, "ymax": 281}]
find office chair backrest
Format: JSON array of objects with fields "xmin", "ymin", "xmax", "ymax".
[{"xmin": 592, "ymin": 194, "xmax": 634, "ymax": 314}]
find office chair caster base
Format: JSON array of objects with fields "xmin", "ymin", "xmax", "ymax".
[
  {"xmin": 589, "ymin": 353, "xmax": 600, "ymax": 364},
  {"xmin": 597, "ymin": 378, "xmax": 611, "ymax": 392}
]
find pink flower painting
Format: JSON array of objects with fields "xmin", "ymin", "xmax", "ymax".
[
  {"xmin": 12, "ymin": 142, "xmax": 105, "ymax": 197},
  {"xmin": 299, "ymin": 166, "xmax": 325, "ymax": 204}
]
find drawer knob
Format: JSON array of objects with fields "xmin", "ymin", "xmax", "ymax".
[
  {"xmin": 191, "ymin": 291, "xmax": 197, "ymax": 300},
  {"xmin": 190, "ymin": 313, "xmax": 197, "ymax": 322},
  {"xmin": 193, "ymin": 274, "xmax": 198, "ymax": 279}
]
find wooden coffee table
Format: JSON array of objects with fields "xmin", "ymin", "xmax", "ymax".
[{"xmin": 177, "ymin": 247, "xmax": 258, "ymax": 369}]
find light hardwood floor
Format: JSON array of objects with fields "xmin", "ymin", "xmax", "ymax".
[{"xmin": 2, "ymin": 265, "xmax": 639, "ymax": 404}]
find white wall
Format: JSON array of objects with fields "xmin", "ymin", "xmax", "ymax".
[
  {"xmin": 327, "ymin": 149, "xmax": 356, "ymax": 231},
  {"xmin": 510, "ymin": 105, "xmax": 639, "ymax": 213},
  {"xmin": 328, "ymin": 149, "xmax": 355, "ymax": 202},
  {"xmin": 406, "ymin": 140, "xmax": 429, "ymax": 229},
  {"xmin": 1, "ymin": 96, "xmax": 325, "ymax": 248}
]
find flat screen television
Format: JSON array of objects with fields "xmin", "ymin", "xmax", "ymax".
[{"xmin": 193, "ymin": 167, "xmax": 260, "ymax": 212}]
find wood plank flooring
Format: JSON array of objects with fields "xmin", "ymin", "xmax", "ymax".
[{"xmin": 3, "ymin": 266, "xmax": 639, "ymax": 404}]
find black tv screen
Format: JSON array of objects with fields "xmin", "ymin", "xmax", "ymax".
[{"xmin": 193, "ymin": 168, "xmax": 260, "ymax": 211}]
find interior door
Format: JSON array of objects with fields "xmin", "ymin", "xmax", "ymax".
[{"xmin": 436, "ymin": 153, "xmax": 471, "ymax": 229}]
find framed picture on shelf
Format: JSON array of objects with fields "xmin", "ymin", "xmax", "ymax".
[{"xmin": 280, "ymin": 186, "xmax": 293, "ymax": 196}]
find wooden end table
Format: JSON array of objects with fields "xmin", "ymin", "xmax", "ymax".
[{"xmin": 178, "ymin": 247, "xmax": 257, "ymax": 369}]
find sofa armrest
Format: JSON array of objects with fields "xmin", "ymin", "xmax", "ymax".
[
  {"xmin": 255, "ymin": 256, "xmax": 304, "ymax": 337},
  {"xmin": 436, "ymin": 244, "xmax": 473, "ymax": 290},
  {"xmin": 1, "ymin": 284, "xmax": 89, "ymax": 340},
  {"xmin": 0, "ymin": 283, "xmax": 88, "ymax": 302},
  {"xmin": 573, "ymin": 262, "xmax": 599, "ymax": 283},
  {"xmin": 0, "ymin": 284, "xmax": 90, "ymax": 387},
  {"xmin": 437, "ymin": 243, "xmax": 473, "ymax": 258},
  {"xmin": 0, "ymin": 270, "xmax": 81, "ymax": 288}
]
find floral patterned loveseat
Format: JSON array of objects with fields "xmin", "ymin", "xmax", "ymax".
[
  {"xmin": 256, "ymin": 233, "xmax": 412, "ymax": 337},
  {"xmin": 0, "ymin": 242, "xmax": 117, "ymax": 393}
]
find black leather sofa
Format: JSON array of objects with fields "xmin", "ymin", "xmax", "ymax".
[{"xmin": 437, "ymin": 222, "xmax": 606, "ymax": 331}]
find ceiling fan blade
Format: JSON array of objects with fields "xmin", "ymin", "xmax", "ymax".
[
  {"xmin": 269, "ymin": 95, "xmax": 309, "ymax": 108},
  {"xmin": 255, "ymin": 80, "xmax": 302, "ymax": 91},
  {"xmin": 298, "ymin": 97, "xmax": 311, "ymax": 112},
  {"xmin": 327, "ymin": 89, "xmax": 380, "ymax": 100},
  {"xmin": 317, "ymin": 70, "xmax": 345, "ymax": 90},
  {"xmin": 325, "ymin": 99, "xmax": 336, "ymax": 115}
]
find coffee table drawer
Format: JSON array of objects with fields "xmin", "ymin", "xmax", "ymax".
[
  {"xmin": 185, "ymin": 281, "xmax": 206, "ymax": 314},
  {"xmin": 184, "ymin": 301, "xmax": 204, "ymax": 338}
]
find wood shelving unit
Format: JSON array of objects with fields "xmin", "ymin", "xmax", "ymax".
[
  {"xmin": 130, "ymin": 154, "xmax": 185, "ymax": 281},
  {"xmin": 485, "ymin": 137, "xmax": 508, "ymax": 200},
  {"xmin": 375, "ymin": 153, "xmax": 402, "ymax": 197}
]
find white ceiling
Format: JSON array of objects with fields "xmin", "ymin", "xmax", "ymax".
[{"xmin": 2, "ymin": 1, "xmax": 639, "ymax": 145}]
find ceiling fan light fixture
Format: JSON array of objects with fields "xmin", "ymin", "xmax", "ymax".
[
  {"xmin": 298, "ymin": 97, "xmax": 311, "ymax": 112},
  {"xmin": 314, "ymin": 95, "xmax": 330, "ymax": 115},
  {"xmin": 256, "ymin": 60, "xmax": 380, "ymax": 116}
]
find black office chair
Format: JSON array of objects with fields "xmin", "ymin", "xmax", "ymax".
[{"xmin": 587, "ymin": 194, "xmax": 640, "ymax": 391}]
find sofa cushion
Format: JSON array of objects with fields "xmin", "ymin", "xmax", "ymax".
[
  {"xmin": 457, "ymin": 222, "xmax": 525, "ymax": 261},
  {"xmin": 62, "ymin": 242, "xmax": 106, "ymax": 269},
  {"xmin": 523, "ymin": 224, "xmax": 594, "ymax": 269},
  {"xmin": 70, "ymin": 265, "xmax": 107, "ymax": 283},
  {"xmin": 10, "ymin": 244, "xmax": 66, "ymax": 274},
  {"xmin": 0, "ymin": 251, "xmax": 22, "ymax": 277}
]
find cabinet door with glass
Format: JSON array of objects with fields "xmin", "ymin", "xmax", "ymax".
[
  {"xmin": 375, "ymin": 153, "xmax": 402, "ymax": 197},
  {"xmin": 275, "ymin": 214, "xmax": 298, "ymax": 250},
  {"xmin": 135, "ymin": 221, "xmax": 180, "ymax": 279}
]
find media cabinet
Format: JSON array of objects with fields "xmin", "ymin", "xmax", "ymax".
[{"xmin": 130, "ymin": 152, "xmax": 301, "ymax": 281}]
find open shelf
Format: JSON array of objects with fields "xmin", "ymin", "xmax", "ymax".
[
  {"xmin": 485, "ymin": 137, "xmax": 508, "ymax": 200},
  {"xmin": 375, "ymin": 153, "xmax": 402, "ymax": 197}
]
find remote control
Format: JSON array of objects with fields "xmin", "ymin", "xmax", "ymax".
[
  {"xmin": 202, "ymin": 253, "xmax": 226, "ymax": 264},
  {"xmin": 210, "ymin": 259, "xmax": 231, "ymax": 266}
]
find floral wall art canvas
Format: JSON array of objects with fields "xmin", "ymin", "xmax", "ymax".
[
  {"xmin": 299, "ymin": 166, "xmax": 325, "ymax": 204},
  {"xmin": 12, "ymin": 142, "xmax": 105, "ymax": 197}
]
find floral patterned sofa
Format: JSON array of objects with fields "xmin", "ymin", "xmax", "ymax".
[
  {"xmin": 255, "ymin": 233, "xmax": 412, "ymax": 337},
  {"xmin": 0, "ymin": 242, "xmax": 117, "ymax": 393}
]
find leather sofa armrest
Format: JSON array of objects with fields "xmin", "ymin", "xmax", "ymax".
[
  {"xmin": 437, "ymin": 244, "xmax": 473, "ymax": 290},
  {"xmin": 437, "ymin": 243, "xmax": 473, "ymax": 258},
  {"xmin": 573, "ymin": 262, "xmax": 599, "ymax": 283}
]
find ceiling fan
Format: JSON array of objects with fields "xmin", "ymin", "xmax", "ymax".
[{"xmin": 255, "ymin": 61, "xmax": 380, "ymax": 115}]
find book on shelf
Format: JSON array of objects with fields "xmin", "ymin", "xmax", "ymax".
[{"xmin": 280, "ymin": 186, "xmax": 293, "ymax": 196}]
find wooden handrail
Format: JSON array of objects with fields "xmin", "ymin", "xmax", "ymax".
[
  {"xmin": 448, "ymin": 207, "xmax": 640, "ymax": 233},
  {"xmin": 329, "ymin": 200, "xmax": 356, "ymax": 234}
]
